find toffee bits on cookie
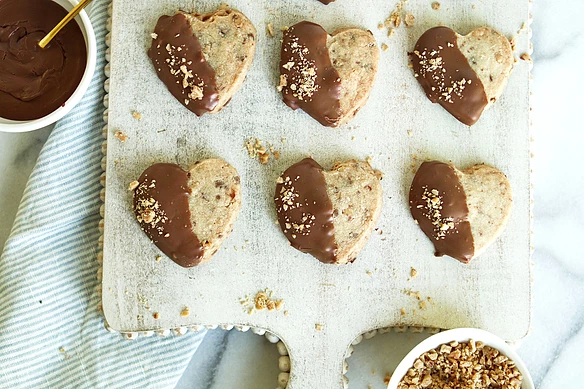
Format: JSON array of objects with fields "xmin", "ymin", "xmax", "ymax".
[
  {"xmin": 133, "ymin": 163, "xmax": 204, "ymax": 267},
  {"xmin": 410, "ymin": 26, "xmax": 487, "ymax": 126},
  {"xmin": 409, "ymin": 161, "xmax": 474, "ymax": 263},
  {"xmin": 148, "ymin": 14, "xmax": 219, "ymax": 116},
  {"xmin": 274, "ymin": 158, "xmax": 338, "ymax": 263},
  {"xmin": 279, "ymin": 21, "xmax": 342, "ymax": 127}
]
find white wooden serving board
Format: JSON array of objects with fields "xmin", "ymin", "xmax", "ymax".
[{"xmin": 102, "ymin": 0, "xmax": 532, "ymax": 387}]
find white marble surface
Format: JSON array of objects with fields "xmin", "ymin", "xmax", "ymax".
[{"xmin": 1, "ymin": 0, "xmax": 583, "ymax": 387}]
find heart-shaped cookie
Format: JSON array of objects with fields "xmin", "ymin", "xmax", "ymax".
[
  {"xmin": 410, "ymin": 26, "xmax": 513, "ymax": 126},
  {"xmin": 132, "ymin": 159, "xmax": 241, "ymax": 267},
  {"xmin": 409, "ymin": 161, "xmax": 512, "ymax": 263},
  {"xmin": 149, "ymin": 6, "xmax": 256, "ymax": 116},
  {"xmin": 279, "ymin": 21, "xmax": 379, "ymax": 127},
  {"xmin": 275, "ymin": 158, "xmax": 383, "ymax": 264}
]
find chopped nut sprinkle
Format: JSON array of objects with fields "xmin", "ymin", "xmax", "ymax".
[
  {"xmin": 411, "ymin": 46, "xmax": 472, "ymax": 105},
  {"xmin": 281, "ymin": 33, "xmax": 320, "ymax": 101},
  {"xmin": 134, "ymin": 179, "xmax": 169, "ymax": 235},
  {"xmin": 418, "ymin": 186, "xmax": 456, "ymax": 239},
  {"xmin": 128, "ymin": 180, "xmax": 139, "ymax": 191}
]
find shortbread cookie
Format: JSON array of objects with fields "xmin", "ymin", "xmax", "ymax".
[
  {"xmin": 410, "ymin": 26, "xmax": 513, "ymax": 126},
  {"xmin": 133, "ymin": 159, "xmax": 241, "ymax": 267},
  {"xmin": 275, "ymin": 158, "xmax": 382, "ymax": 264},
  {"xmin": 409, "ymin": 161, "xmax": 512, "ymax": 263},
  {"xmin": 279, "ymin": 21, "xmax": 379, "ymax": 127},
  {"xmin": 149, "ymin": 7, "xmax": 256, "ymax": 116}
]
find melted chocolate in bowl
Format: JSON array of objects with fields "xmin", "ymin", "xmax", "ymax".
[{"xmin": 0, "ymin": 0, "xmax": 88, "ymax": 121}]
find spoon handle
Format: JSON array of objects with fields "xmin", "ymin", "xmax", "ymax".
[{"xmin": 38, "ymin": 0, "xmax": 93, "ymax": 49}]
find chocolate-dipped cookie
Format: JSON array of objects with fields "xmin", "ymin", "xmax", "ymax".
[
  {"xmin": 275, "ymin": 158, "xmax": 382, "ymax": 264},
  {"xmin": 149, "ymin": 6, "xmax": 256, "ymax": 116},
  {"xmin": 410, "ymin": 26, "xmax": 513, "ymax": 126},
  {"xmin": 279, "ymin": 21, "xmax": 379, "ymax": 127},
  {"xmin": 409, "ymin": 161, "xmax": 512, "ymax": 263},
  {"xmin": 132, "ymin": 159, "xmax": 241, "ymax": 267}
]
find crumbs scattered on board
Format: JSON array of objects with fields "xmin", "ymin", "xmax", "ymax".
[
  {"xmin": 240, "ymin": 289, "xmax": 284, "ymax": 315},
  {"xmin": 245, "ymin": 137, "xmax": 281, "ymax": 164},
  {"xmin": 114, "ymin": 130, "xmax": 128, "ymax": 142}
]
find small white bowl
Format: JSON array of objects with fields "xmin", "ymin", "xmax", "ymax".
[
  {"xmin": 0, "ymin": 0, "xmax": 97, "ymax": 133},
  {"xmin": 387, "ymin": 328, "xmax": 534, "ymax": 389}
]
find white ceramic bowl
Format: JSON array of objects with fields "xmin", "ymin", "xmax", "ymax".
[
  {"xmin": 0, "ymin": 0, "xmax": 97, "ymax": 133},
  {"xmin": 387, "ymin": 328, "xmax": 534, "ymax": 389}
]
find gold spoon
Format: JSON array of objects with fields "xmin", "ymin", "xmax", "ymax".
[{"xmin": 38, "ymin": 0, "xmax": 93, "ymax": 49}]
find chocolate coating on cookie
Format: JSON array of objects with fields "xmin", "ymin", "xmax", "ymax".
[
  {"xmin": 149, "ymin": 14, "xmax": 219, "ymax": 116},
  {"xmin": 134, "ymin": 163, "xmax": 204, "ymax": 267},
  {"xmin": 410, "ymin": 26, "xmax": 488, "ymax": 126},
  {"xmin": 280, "ymin": 21, "xmax": 342, "ymax": 127},
  {"xmin": 275, "ymin": 158, "xmax": 338, "ymax": 263},
  {"xmin": 409, "ymin": 161, "xmax": 474, "ymax": 263}
]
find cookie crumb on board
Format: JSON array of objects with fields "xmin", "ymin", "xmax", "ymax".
[
  {"xmin": 114, "ymin": 130, "xmax": 128, "ymax": 142},
  {"xmin": 180, "ymin": 307, "xmax": 190, "ymax": 317},
  {"xmin": 131, "ymin": 110, "xmax": 142, "ymax": 120},
  {"xmin": 520, "ymin": 53, "xmax": 532, "ymax": 62},
  {"xmin": 240, "ymin": 289, "xmax": 284, "ymax": 315},
  {"xmin": 410, "ymin": 267, "xmax": 418, "ymax": 278},
  {"xmin": 315, "ymin": 323, "xmax": 323, "ymax": 331},
  {"xmin": 510, "ymin": 36, "xmax": 517, "ymax": 51},
  {"xmin": 266, "ymin": 23, "xmax": 275, "ymax": 37},
  {"xmin": 245, "ymin": 137, "xmax": 280, "ymax": 164},
  {"xmin": 379, "ymin": 0, "xmax": 412, "ymax": 43},
  {"xmin": 404, "ymin": 14, "xmax": 415, "ymax": 27},
  {"xmin": 153, "ymin": 312, "xmax": 160, "ymax": 319},
  {"xmin": 431, "ymin": 2, "xmax": 440, "ymax": 10},
  {"xmin": 384, "ymin": 372, "xmax": 392, "ymax": 385}
]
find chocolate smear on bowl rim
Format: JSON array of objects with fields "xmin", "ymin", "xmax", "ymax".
[
  {"xmin": 133, "ymin": 163, "xmax": 204, "ymax": 267},
  {"xmin": 279, "ymin": 21, "xmax": 342, "ymax": 127},
  {"xmin": 410, "ymin": 26, "xmax": 488, "ymax": 126},
  {"xmin": 409, "ymin": 161, "xmax": 474, "ymax": 263},
  {"xmin": 275, "ymin": 158, "xmax": 338, "ymax": 263},
  {"xmin": 148, "ymin": 13, "xmax": 219, "ymax": 116}
]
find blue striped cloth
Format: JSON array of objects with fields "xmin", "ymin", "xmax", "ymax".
[{"xmin": 0, "ymin": 1, "xmax": 206, "ymax": 387}]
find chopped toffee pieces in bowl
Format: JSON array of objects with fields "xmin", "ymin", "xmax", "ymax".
[{"xmin": 397, "ymin": 340, "xmax": 523, "ymax": 389}]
